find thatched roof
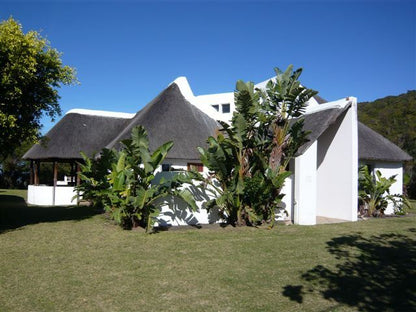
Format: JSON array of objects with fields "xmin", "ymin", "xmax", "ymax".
[
  {"xmin": 23, "ymin": 83, "xmax": 219, "ymax": 162},
  {"xmin": 23, "ymin": 112, "xmax": 131, "ymax": 160},
  {"xmin": 358, "ymin": 122, "xmax": 412, "ymax": 162},
  {"xmin": 295, "ymin": 105, "xmax": 351, "ymax": 156},
  {"xmin": 24, "ymin": 80, "xmax": 411, "ymax": 165},
  {"xmin": 106, "ymin": 82, "xmax": 219, "ymax": 161}
]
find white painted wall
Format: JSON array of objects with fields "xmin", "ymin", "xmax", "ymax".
[
  {"xmin": 316, "ymin": 99, "xmax": 358, "ymax": 221},
  {"xmin": 294, "ymin": 141, "xmax": 318, "ymax": 225},
  {"xmin": 28, "ymin": 185, "xmax": 54, "ymax": 205},
  {"xmin": 156, "ymin": 190, "xmax": 220, "ymax": 226},
  {"xmin": 374, "ymin": 162, "xmax": 403, "ymax": 198},
  {"xmin": 27, "ymin": 185, "xmax": 78, "ymax": 206},
  {"xmin": 55, "ymin": 187, "xmax": 78, "ymax": 206},
  {"xmin": 193, "ymin": 93, "xmax": 234, "ymax": 123},
  {"xmin": 173, "ymin": 76, "xmax": 234, "ymax": 123},
  {"xmin": 279, "ymin": 174, "xmax": 293, "ymax": 221}
]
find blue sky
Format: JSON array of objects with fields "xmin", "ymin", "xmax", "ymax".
[{"xmin": 1, "ymin": 0, "xmax": 415, "ymax": 133}]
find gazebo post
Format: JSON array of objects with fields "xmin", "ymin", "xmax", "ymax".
[
  {"xmin": 70, "ymin": 161, "xmax": 75, "ymax": 185},
  {"xmin": 53, "ymin": 161, "xmax": 58, "ymax": 205},
  {"xmin": 76, "ymin": 163, "xmax": 81, "ymax": 205},
  {"xmin": 76, "ymin": 163, "xmax": 81, "ymax": 186},
  {"xmin": 34, "ymin": 161, "xmax": 40, "ymax": 185},
  {"xmin": 29, "ymin": 160, "xmax": 34, "ymax": 185}
]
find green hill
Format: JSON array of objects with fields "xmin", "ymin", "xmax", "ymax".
[{"xmin": 358, "ymin": 90, "xmax": 416, "ymax": 198}]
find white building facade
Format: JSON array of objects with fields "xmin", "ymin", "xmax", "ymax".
[
  {"xmin": 24, "ymin": 75, "xmax": 410, "ymax": 225},
  {"xmin": 173, "ymin": 77, "xmax": 359, "ymax": 225}
]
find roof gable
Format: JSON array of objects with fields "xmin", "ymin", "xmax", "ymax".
[{"xmin": 295, "ymin": 105, "xmax": 351, "ymax": 156}]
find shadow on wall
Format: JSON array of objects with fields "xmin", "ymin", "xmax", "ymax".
[
  {"xmin": 282, "ymin": 231, "xmax": 416, "ymax": 311},
  {"xmin": 157, "ymin": 184, "xmax": 221, "ymax": 226},
  {"xmin": 0, "ymin": 195, "xmax": 99, "ymax": 234}
]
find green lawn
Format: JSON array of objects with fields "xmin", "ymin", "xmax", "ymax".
[
  {"xmin": 0, "ymin": 189, "xmax": 415, "ymax": 311},
  {"xmin": 0, "ymin": 188, "xmax": 27, "ymax": 200},
  {"xmin": 409, "ymin": 199, "xmax": 416, "ymax": 213}
]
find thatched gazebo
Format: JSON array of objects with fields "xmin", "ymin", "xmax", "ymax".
[{"xmin": 23, "ymin": 111, "xmax": 133, "ymax": 205}]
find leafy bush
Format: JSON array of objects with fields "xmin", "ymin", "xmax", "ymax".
[
  {"xmin": 76, "ymin": 148, "xmax": 117, "ymax": 210},
  {"xmin": 358, "ymin": 165, "xmax": 410, "ymax": 217},
  {"xmin": 77, "ymin": 126, "xmax": 196, "ymax": 232}
]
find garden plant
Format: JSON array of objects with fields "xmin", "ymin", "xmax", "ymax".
[
  {"xmin": 77, "ymin": 126, "xmax": 196, "ymax": 232},
  {"xmin": 198, "ymin": 65, "xmax": 316, "ymax": 227},
  {"xmin": 358, "ymin": 165, "xmax": 410, "ymax": 216}
]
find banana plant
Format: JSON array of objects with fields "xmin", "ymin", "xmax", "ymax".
[
  {"xmin": 358, "ymin": 165, "xmax": 410, "ymax": 217},
  {"xmin": 198, "ymin": 65, "xmax": 315, "ymax": 227},
  {"xmin": 75, "ymin": 148, "xmax": 117, "ymax": 210},
  {"xmin": 78, "ymin": 126, "xmax": 197, "ymax": 233},
  {"xmin": 108, "ymin": 126, "xmax": 198, "ymax": 232}
]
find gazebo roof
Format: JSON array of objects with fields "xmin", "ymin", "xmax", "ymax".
[
  {"xmin": 24, "ymin": 82, "xmax": 219, "ymax": 162},
  {"xmin": 23, "ymin": 112, "xmax": 131, "ymax": 160}
]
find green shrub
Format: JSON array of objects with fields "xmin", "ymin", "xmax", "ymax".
[
  {"xmin": 77, "ymin": 126, "xmax": 196, "ymax": 232},
  {"xmin": 358, "ymin": 165, "xmax": 410, "ymax": 216}
]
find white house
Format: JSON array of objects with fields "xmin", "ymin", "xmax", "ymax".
[
  {"xmin": 170, "ymin": 77, "xmax": 359, "ymax": 225},
  {"xmin": 23, "ymin": 76, "xmax": 411, "ymax": 225}
]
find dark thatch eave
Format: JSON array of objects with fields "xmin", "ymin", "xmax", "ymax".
[
  {"xmin": 23, "ymin": 113, "xmax": 132, "ymax": 160},
  {"xmin": 106, "ymin": 82, "xmax": 219, "ymax": 161},
  {"xmin": 295, "ymin": 104, "xmax": 351, "ymax": 156},
  {"xmin": 358, "ymin": 122, "xmax": 412, "ymax": 162}
]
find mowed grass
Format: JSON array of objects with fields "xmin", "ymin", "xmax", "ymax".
[
  {"xmin": 0, "ymin": 188, "xmax": 27, "ymax": 200},
  {"xmin": 0, "ymin": 189, "xmax": 415, "ymax": 311},
  {"xmin": 409, "ymin": 199, "xmax": 416, "ymax": 213}
]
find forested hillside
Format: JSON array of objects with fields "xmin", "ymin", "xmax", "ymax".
[{"xmin": 358, "ymin": 90, "xmax": 416, "ymax": 198}]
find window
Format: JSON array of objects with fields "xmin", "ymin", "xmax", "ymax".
[
  {"xmin": 212, "ymin": 104, "xmax": 219, "ymax": 112},
  {"xmin": 361, "ymin": 163, "xmax": 374, "ymax": 174},
  {"xmin": 222, "ymin": 103, "xmax": 230, "ymax": 113},
  {"xmin": 162, "ymin": 164, "xmax": 171, "ymax": 172},
  {"xmin": 365, "ymin": 164, "xmax": 375, "ymax": 179},
  {"xmin": 187, "ymin": 163, "xmax": 204, "ymax": 172}
]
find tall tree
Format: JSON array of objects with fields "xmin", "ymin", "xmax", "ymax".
[
  {"xmin": 0, "ymin": 138, "xmax": 32, "ymax": 188},
  {"xmin": 0, "ymin": 17, "xmax": 77, "ymax": 162}
]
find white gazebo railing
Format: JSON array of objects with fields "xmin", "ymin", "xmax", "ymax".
[{"xmin": 27, "ymin": 160, "xmax": 81, "ymax": 206}]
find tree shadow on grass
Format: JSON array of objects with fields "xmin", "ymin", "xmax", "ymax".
[
  {"xmin": 0, "ymin": 195, "xmax": 99, "ymax": 234},
  {"xmin": 283, "ymin": 231, "xmax": 416, "ymax": 311}
]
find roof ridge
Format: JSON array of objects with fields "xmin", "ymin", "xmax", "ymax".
[{"xmin": 66, "ymin": 108, "xmax": 135, "ymax": 119}]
